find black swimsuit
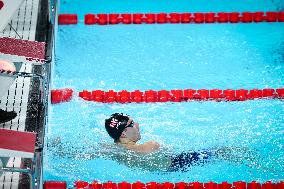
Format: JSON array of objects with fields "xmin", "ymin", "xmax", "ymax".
[{"xmin": 168, "ymin": 150, "xmax": 214, "ymax": 172}]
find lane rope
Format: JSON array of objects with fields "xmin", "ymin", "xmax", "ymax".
[
  {"xmin": 58, "ymin": 12, "xmax": 284, "ymax": 25},
  {"xmin": 51, "ymin": 88, "xmax": 284, "ymax": 104},
  {"xmin": 44, "ymin": 180, "xmax": 284, "ymax": 189}
]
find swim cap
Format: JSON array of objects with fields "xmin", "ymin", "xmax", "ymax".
[{"xmin": 105, "ymin": 113, "xmax": 129, "ymax": 140}]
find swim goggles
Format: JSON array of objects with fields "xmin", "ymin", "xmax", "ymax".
[{"xmin": 126, "ymin": 120, "xmax": 134, "ymax": 128}]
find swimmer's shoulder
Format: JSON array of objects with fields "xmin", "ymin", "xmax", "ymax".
[{"xmin": 125, "ymin": 141, "xmax": 160, "ymax": 154}]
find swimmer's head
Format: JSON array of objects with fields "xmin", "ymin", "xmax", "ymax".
[
  {"xmin": 105, "ymin": 113, "xmax": 141, "ymax": 142},
  {"xmin": 105, "ymin": 113, "xmax": 130, "ymax": 141}
]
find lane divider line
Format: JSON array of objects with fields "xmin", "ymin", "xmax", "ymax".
[
  {"xmin": 51, "ymin": 88, "xmax": 284, "ymax": 104},
  {"xmin": 58, "ymin": 12, "xmax": 284, "ymax": 25},
  {"xmin": 43, "ymin": 180, "xmax": 284, "ymax": 189}
]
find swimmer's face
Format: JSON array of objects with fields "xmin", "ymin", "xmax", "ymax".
[{"xmin": 121, "ymin": 117, "xmax": 141, "ymax": 142}]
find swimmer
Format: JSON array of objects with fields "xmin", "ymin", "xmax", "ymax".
[
  {"xmin": 49, "ymin": 113, "xmax": 265, "ymax": 172},
  {"xmin": 104, "ymin": 113, "xmax": 261, "ymax": 172}
]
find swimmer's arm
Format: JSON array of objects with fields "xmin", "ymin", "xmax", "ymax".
[{"xmin": 128, "ymin": 141, "xmax": 160, "ymax": 153}]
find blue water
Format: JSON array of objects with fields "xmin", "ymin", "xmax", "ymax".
[
  {"xmin": 45, "ymin": 0, "xmax": 284, "ymax": 187},
  {"xmin": 53, "ymin": 23, "xmax": 284, "ymax": 90},
  {"xmin": 59, "ymin": 0, "xmax": 284, "ymax": 17}
]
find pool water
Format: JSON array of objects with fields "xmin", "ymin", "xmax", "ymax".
[
  {"xmin": 44, "ymin": 0, "xmax": 284, "ymax": 186},
  {"xmin": 59, "ymin": 0, "xmax": 284, "ymax": 17}
]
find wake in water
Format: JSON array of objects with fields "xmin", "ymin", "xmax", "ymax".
[{"xmin": 47, "ymin": 137, "xmax": 282, "ymax": 173}]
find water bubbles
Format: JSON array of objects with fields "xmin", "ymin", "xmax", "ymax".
[
  {"xmin": 256, "ymin": 132, "xmax": 262, "ymax": 136},
  {"xmin": 275, "ymin": 65, "xmax": 282, "ymax": 70}
]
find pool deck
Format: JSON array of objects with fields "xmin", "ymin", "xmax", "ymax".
[{"xmin": 0, "ymin": 0, "xmax": 49, "ymax": 188}]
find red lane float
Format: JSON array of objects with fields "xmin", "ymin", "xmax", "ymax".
[
  {"xmin": 276, "ymin": 88, "xmax": 284, "ymax": 98},
  {"xmin": 205, "ymin": 13, "xmax": 216, "ymax": 23},
  {"xmin": 58, "ymin": 12, "xmax": 284, "ymax": 25},
  {"xmin": 247, "ymin": 182, "xmax": 261, "ymax": 189},
  {"xmin": 278, "ymin": 12, "xmax": 284, "ymax": 22},
  {"xmin": 58, "ymin": 14, "xmax": 78, "ymax": 25},
  {"xmin": 183, "ymin": 89, "xmax": 196, "ymax": 100},
  {"xmin": 51, "ymin": 88, "xmax": 73, "ymax": 104},
  {"xmin": 43, "ymin": 181, "xmax": 67, "ymax": 189},
  {"xmin": 122, "ymin": 14, "xmax": 132, "ymax": 24},
  {"xmin": 181, "ymin": 13, "xmax": 191, "ymax": 23},
  {"xmin": 91, "ymin": 181, "xmax": 103, "ymax": 189},
  {"xmin": 97, "ymin": 14, "xmax": 108, "ymax": 25},
  {"xmin": 158, "ymin": 90, "xmax": 170, "ymax": 102},
  {"xmin": 210, "ymin": 89, "xmax": 223, "ymax": 100},
  {"xmin": 194, "ymin": 13, "xmax": 205, "ymax": 23},
  {"xmin": 171, "ymin": 90, "xmax": 183, "ymax": 102},
  {"xmin": 131, "ymin": 90, "xmax": 143, "ymax": 103},
  {"xmin": 162, "ymin": 182, "xmax": 174, "ymax": 189},
  {"xmin": 105, "ymin": 90, "xmax": 117, "ymax": 103},
  {"xmin": 198, "ymin": 89, "xmax": 210, "ymax": 100},
  {"xmin": 145, "ymin": 13, "xmax": 156, "ymax": 24},
  {"xmin": 145, "ymin": 90, "xmax": 157, "ymax": 102},
  {"xmin": 204, "ymin": 182, "xmax": 218, "ymax": 189},
  {"xmin": 266, "ymin": 12, "xmax": 277, "ymax": 22},
  {"xmin": 56, "ymin": 181, "xmax": 284, "ymax": 189},
  {"xmin": 235, "ymin": 89, "xmax": 249, "ymax": 101},
  {"xmin": 85, "ymin": 14, "xmax": 96, "ymax": 25},
  {"xmin": 157, "ymin": 13, "xmax": 168, "ymax": 24},
  {"xmin": 218, "ymin": 182, "xmax": 232, "ymax": 189},
  {"xmin": 74, "ymin": 88, "xmax": 284, "ymax": 103},
  {"xmin": 169, "ymin": 13, "xmax": 180, "ymax": 23},
  {"xmin": 248, "ymin": 89, "xmax": 262, "ymax": 99},
  {"xmin": 92, "ymin": 90, "xmax": 104, "ymax": 102},
  {"xmin": 217, "ymin": 12, "xmax": 229, "ymax": 23},
  {"xmin": 132, "ymin": 181, "xmax": 146, "ymax": 189},
  {"xmin": 229, "ymin": 12, "xmax": 240, "ymax": 23},
  {"xmin": 241, "ymin": 12, "xmax": 253, "ymax": 23},
  {"xmin": 79, "ymin": 90, "xmax": 91, "ymax": 101},
  {"xmin": 74, "ymin": 181, "xmax": 89, "ymax": 189},
  {"xmin": 109, "ymin": 14, "xmax": 120, "ymax": 24},
  {"xmin": 233, "ymin": 181, "xmax": 247, "ymax": 189},
  {"xmin": 133, "ymin": 13, "xmax": 143, "ymax": 24},
  {"xmin": 253, "ymin": 12, "xmax": 264, "ymax": 22},
  {"xmin": 262, "ymin": 88, "xmax": 275, "ymax": 97},
  {"xmin": 118, "ymin": 182, "xmax": 131, "ymax": 189},
  {"xmin": 118, "ymin": 90, "xmax": 131, "ymax": 103},
  {"xmin": 189, "ymin": 182, "xmax": 203, "ymax": 189}
]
